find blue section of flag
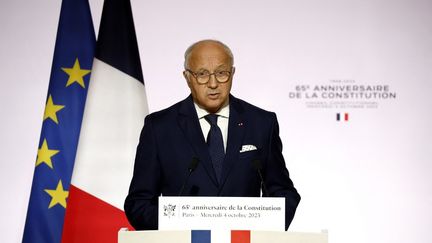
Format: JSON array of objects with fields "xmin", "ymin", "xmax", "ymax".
[
  {"xmin": 22, "ymin": 0, "xmax": 95, "ymax": 242},
  {"xmin": 191, "ymin": 230, "xmax": 211, "ymax": 243}
]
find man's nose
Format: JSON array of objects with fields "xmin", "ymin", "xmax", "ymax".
[{"xmin": 207, "ymin": 74, "xmax": 218, "ymax": 88}]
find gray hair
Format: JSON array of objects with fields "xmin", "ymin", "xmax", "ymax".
[{"xmin": 184, "ymin": 39, "xmax": 234, "ymax": 69}]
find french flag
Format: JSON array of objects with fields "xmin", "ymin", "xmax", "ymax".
[
  {"xmin": 336, "ymin": 113, "xmax": 349, "ymax": 121},
  {"xmin": 61, "ymin": 0, "xmax": 148, "ymax": 242}
]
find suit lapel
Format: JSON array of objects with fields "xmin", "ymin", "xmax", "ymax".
[
  {"xmin": 177, "ymin": 96, "xmax": 219, "ymax": 186},
  {"xmin": 219, "ymin": 96, "xmax": 246, "ymax": 190}
]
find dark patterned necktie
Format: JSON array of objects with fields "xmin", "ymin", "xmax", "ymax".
[{"xmin": 205, "ymin": 114, "xmax": 225, "ymax": 183}]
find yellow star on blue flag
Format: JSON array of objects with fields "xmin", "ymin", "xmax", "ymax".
[
  {"xmin": 36, "ymin": 139, "xmax": 60, "ymax": 169},
  {"xmin": 45, "ymin": 180, "xmax": 69, "ymax": 209},
  {"xmin": 43, "ymin": 95, "xmax": 65, "ymax": 124},
  {"xmin": 62, "ymin": 58, "xmax": 91, "ymax": 88}
]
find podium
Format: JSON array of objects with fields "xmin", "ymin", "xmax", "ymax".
[
  {"xmin": 120, "ymin": 197, "xmax": 327, "ymax": 242},
  {"xmin": 118, "ymin": 229, "xmax": 328, "ymax": 243}
]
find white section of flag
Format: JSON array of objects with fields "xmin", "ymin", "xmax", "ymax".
[{"xmin": 72, "ymin": 58, "xmax": 148, "ymax": 209}]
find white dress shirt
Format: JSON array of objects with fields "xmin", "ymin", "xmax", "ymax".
[{"xmin": 194, "ymin": 103, "xmax": 229, "ymax": 152}]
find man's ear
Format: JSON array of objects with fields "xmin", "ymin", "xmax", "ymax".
[
  {"xmin": 232, "ymin": 66, "xmax": 236, "ymax": 75},
  {"xmin": 183, "ymin": 71, "xmax": 192, "ymax": 87},
  {"xmin": 183, "ymin": 71, "xmax": 189, "ymax": 81}
]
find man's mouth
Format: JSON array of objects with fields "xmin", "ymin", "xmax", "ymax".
[{"xmin": 208, "ymin": 92, "xmax": 220, "ymax": 99}]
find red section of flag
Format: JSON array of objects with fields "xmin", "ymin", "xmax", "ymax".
[
  {"xmin": 61, "ymin": 185, "xmax": 133, "ymax": 243},
  {"xmin": 231, "ymin": 230, "xmax": 250, "ymax": 243},
  {"xmin": 345, "ymin": 113, "xmax": 349, "ymax": 121}
]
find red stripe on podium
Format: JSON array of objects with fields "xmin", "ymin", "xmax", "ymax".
[
  {"xmin": 62, "ymin": 185, "xmax": 133, "ymax": 243},
  {"xmin": 231, "ymin": 230, "xmax": 250, "ymax": 243}
]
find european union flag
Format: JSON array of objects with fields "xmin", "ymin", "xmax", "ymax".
[{"xmin": 22, "ymin": 0, "xmax": 95, "ymax": 242}]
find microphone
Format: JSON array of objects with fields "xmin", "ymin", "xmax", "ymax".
[
  {"xmin": 178, "ymin": 157, "xmax": 199, "ymax": 196},
  {"xmin": 252, "ymin": 159, "xmax": 268, "ymax": 197}
]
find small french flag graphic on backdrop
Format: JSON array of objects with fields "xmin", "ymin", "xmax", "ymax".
[{"xmin": 336, "ymin": 113, "xmax": 349, "ymax": 121}]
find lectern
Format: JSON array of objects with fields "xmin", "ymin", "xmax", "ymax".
[{"xmin": 119, "ymin": 197, "xmax": 327, "ymax": 243}]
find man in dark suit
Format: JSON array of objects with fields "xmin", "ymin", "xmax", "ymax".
[{"xmin": 124, "ymin": 40, "xmax": 300, "ymax": 230}]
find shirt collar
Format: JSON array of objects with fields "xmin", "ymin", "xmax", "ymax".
[{"xmin": 194, "ymin": 102, "xmax": 230, "ymax": 119}]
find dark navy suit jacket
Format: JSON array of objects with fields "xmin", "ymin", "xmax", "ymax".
[{"xmin": 124, "ymin": 95, "xmax": 300, "ymax": 230}]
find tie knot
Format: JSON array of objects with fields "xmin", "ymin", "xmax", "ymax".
[{"xmin": 205, "ymin": 114, "xmax": 219, "ymax": 126}]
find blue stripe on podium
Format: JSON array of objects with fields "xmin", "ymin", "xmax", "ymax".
[{"xmin": 192, "ymin": 230, "xmax": 211, "ymax": 243}]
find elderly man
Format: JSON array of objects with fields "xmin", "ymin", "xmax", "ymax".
[{"xmin": 124, "ymin": 40, "xmax": 300, "ymax": 230}]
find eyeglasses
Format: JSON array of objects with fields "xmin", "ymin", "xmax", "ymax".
[{"xmin": 185, "ymin": 68, "xmax": 233, "ymax": 84}]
